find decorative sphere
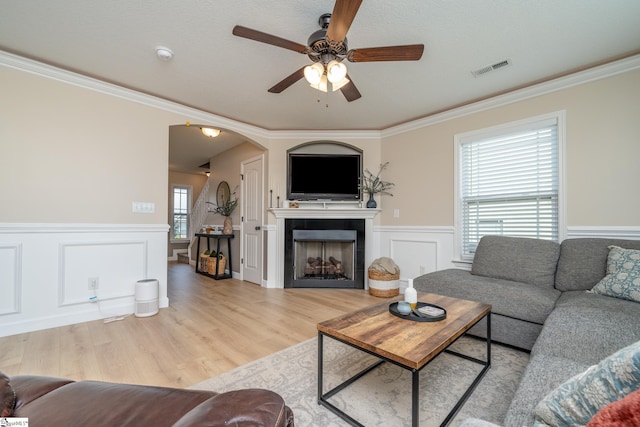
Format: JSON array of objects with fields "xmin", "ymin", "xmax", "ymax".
[{"xmin": 397, "ymin": 301, "xmax": 412, "ymax": 315}]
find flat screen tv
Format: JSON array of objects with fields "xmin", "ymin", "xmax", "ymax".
[{"xmin": 288, "ymin": 154, "xmax": 361, "ymax": 201}]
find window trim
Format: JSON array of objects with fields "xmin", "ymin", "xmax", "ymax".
[
  {"xmin": 453, "ymin": 111, "xmax": 567, "ymax": 262},
  {"xmin": 170, "ymin": 184, "xmax": 192, "ymax": 244}
]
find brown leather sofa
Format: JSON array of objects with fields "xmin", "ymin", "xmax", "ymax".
[{"xmin": 5, "ymin": 372, "xmax": 294, "ymax": 426}]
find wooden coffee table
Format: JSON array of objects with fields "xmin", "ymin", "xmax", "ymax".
[{"xmin": 317, "ymin": 292, "xmax": 491, "ymax": 427}]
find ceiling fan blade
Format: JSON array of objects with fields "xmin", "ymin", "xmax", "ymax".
[
  {"xmin": 326, "ymin": 0, "xmax": 363, "ymax": 42},
  {"xmin": 268, "ymin": 67, "xmax": 306, "ymax": 93},
  {"xmin": 232, "ymin": 25, "xmax": 308, "ymax": 54},
  {"xmin": 340, "ymin": 74, "xmax": 361, "ymax": 102},
  {"xmin": 347, "ymin": 44, "xmax": 424, "ymax": 62}
]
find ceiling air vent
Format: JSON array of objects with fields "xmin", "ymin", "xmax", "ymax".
[{"xmin": 471, "ymin": 58, "xmax": 512, "ymax": 77}]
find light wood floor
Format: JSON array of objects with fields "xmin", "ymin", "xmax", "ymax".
[{"xmin": 0, "ymin": 262, "xmax": 383, "ymax": 388}]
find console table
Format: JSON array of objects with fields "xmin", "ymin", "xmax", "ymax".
[{"xmin": 195, "ymin": 233, "xmax": 233, "ymax": 280}]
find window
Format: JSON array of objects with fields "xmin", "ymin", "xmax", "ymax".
[
  {"xmin": 172, "ymin": 185, "xmax": 191, "ymax": 242},
  {"xmin": 455, "ymin": 112, "xmax": 564, "ymax": 261}
]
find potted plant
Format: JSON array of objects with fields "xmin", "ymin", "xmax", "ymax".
[{"xmin": 360, "ymin": 162, "xmax": 394, "ymax": 208}]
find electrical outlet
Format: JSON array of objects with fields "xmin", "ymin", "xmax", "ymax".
[
  {"xmin": 88, "ymin": 277, "xmax": 99, "ymax": 290},
  {"xmin": 393, "ymin": 209, "xmax": 400, "ymax": 218}
]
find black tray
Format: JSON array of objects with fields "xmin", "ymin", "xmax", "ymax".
[{"xmin": 389, "ymin": 301, "xmax": 447, "ymax": 322}]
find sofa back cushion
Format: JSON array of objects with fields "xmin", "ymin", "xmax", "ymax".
[
  {"xmin": 471, "ymin": 235, "xmax": 561, "ymax": 287},
  {"xmin": 555, "ymin": 238, "xmax": 640, "ymax": 291}
]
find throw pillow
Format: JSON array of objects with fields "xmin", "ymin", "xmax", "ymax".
[
  {"xmin": 533, "ymin": 339, "xmax": 640, "ymax": 426},
  {"xmin": 590, "ymin": 246, "xmax": 640, "ymax": 303},
  {"xmin": 587, "ymin": 388, "xmax": 640, "ymax": 427}
]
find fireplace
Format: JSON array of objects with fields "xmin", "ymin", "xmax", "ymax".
[{"xmin": 284, "ymin": 218, "xmax": 365, "ymax": 288}]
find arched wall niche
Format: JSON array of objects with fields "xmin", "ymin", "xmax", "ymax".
[{"xmin": 287, "ymin": 140, "xmax": 363, "ymax": 156}]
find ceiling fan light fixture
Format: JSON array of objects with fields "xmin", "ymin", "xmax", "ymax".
[
  {"xmin": 304, "ymin": 62, "xmax": 324, "ymax": 85},
  {"xmin": 326, "ymin": 60, "xmax": 347, "ymax": 83},
  {"xmin": 201, "ymin": 127, "xmax": 221, "ymax": 138},
  {"xmin": 310, "ymin": 74, "xmax": 328, "ymax": 93},
  {"xmin": 331, "ymin": 76, "xmax": 350, "ymax": 91}
]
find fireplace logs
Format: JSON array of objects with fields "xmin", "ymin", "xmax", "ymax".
[{"xmin": 304, "ymin": 256, "xmax": 344, "ymax": 277}]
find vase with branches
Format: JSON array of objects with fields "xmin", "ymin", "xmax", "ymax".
[
  {"xmin": 206, "ymin": 188, "xmax": 238, "ymax": 234},
  {"xmin": 360, "ymin": 162, "xmax": 394, "ymax": 208}
]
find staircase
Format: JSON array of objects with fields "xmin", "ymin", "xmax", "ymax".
[{"xmin": 187, "ymin": 178, "xmax": 211, "ymax": 263}]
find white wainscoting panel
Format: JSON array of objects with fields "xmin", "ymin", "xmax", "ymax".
[
  {"xmin": 60, "ymin": 240, "xmax": 147, "ymax": 306},
  {"xmin": 0, "ymin": 244, "xmax": 21, "ymax": 315},
  {"xmin": 0, "ymin": 224, "xmax": 169, "ymax": 337},
  {"xmin": 375, "ymin": 226, "xmax": 455, "ymax": 291}
]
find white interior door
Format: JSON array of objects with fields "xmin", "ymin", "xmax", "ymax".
[{"xmin": 241, "ymin": 156, "xmax": 263, "ymax": 285}]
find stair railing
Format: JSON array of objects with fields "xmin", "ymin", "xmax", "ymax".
[{"xmin": 188, "ymin": 178, "xmax": 211, "ymax": 261}]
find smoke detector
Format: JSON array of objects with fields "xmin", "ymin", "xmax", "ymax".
[{"xmin": 155, "ymin": 46, "xmax": 174, "ymax": 61}]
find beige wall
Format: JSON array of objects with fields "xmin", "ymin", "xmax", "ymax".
[
  {"xmin": 381, "ymin": 69, "xmax": 640, "ymax": 227},
  {"xmin": 0, "ymin": 66, "xmax": 187, "ymax": 224},
  {"xmin": 202, "ymin": 141, "xmax": 265, "ymax": 269}
]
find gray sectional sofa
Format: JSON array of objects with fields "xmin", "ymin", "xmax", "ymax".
[{"xmin": 414, "ymin": 236, "xmax": 640, "ymax": 426}]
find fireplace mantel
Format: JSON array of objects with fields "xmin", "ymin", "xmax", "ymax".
[
  {"xmin": 270, "ymin": 207, "xmax": 380, "ymax": 289},
  {"xmin": 271, "ymin": 207, "xmax": 380, "ymax": 220}
]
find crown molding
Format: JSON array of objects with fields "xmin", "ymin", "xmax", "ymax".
[
  {"xmin": 382, "ymin": 54, "xmax": 640, "ymax": 138},
  {"xmin": 3, "ymin": 50, "xmax": 639, "ymax": 140},
  {"xmin": 0, "ymin": 50, "xmax": 272, "ymax": 141}
]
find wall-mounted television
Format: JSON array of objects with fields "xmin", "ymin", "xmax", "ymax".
[{"xmin": 288, "ymin": 154, "xmax": 361, "ymax": 201}]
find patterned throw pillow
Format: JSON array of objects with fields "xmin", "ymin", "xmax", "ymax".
[
  {"xmin": 590, "ymin": 246, "xmax": 640, "ymax": 303},
  {"xmin": 533, "ymin": 340, "xmax": 640, "ymax": 427}
]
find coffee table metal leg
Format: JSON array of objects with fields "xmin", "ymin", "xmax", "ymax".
[
  {"xmin": 317, "ymin": 331, "xmax": 323, "ymax": 405},
  {"xmin": 412, "ymin": 369, "xmax": 419, "ymax": 427}
]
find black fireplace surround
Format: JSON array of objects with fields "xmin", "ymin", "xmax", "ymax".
[{"xmin": 284, "ymin": 218, "xmax": 365, "ymax": 289}]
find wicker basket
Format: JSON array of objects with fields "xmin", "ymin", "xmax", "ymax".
[
  {"xmin": 199, "ymin": 254, "xmax": 210, "ymax": 273},
  {"xmin": 207, "ymin": 254, "xmax": 227, "ymax": 276},
  {"xmin": 368, "ymin": 269, "xmax": 400, "ymax": 297}
]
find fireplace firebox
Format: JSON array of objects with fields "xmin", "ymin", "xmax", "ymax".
[{"xmin": 284, "ymin": 219, "xmax": 365, "ymax": 288}]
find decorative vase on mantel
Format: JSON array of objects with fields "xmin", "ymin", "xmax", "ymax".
[
  {"xmin": 366, "ymin": 192, "xmax": 377, "ymax": 209},
  {"xmin": 223, "ymin": 216, "xmax": 233, "ymax": 235}
]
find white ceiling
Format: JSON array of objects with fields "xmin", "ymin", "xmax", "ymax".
[{"xmin": 2, "ymin": 0, "xmax": 639, "ymax": 173}]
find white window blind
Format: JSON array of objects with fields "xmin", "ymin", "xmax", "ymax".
[{"xmin": 459, "ymin": 117, "xmax": 559, "ymax": 260}]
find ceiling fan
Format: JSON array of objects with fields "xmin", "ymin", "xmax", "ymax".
[{"xmin": 232, "ymin": 0, "xmax": 424, "ymax": 102}]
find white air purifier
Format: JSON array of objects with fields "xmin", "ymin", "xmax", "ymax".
[{"xmin": 135, "ymin": 279, "xmax": 159, "ymax": 317}]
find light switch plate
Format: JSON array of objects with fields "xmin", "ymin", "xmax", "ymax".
[{"xmin": 132, "ymin": 202, "xmax": 155, "ymax": 213}]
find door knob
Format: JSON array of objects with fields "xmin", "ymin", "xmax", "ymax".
[{"xmin": 255, "ymin": 226, "xmax": 261, "ymax": 231}]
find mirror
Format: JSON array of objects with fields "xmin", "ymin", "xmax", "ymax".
[{"xmin": 217, "ymin": 181, "xmax": 231, "ymax": 206}]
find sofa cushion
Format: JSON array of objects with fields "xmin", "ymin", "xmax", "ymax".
[
  {"xmin": 532, "ymin": 291, "xmax": 640, "ymax": 365},
  {"xmin": 14, "ymin": 379, "xmax": 217, "ymax": 426},
  {"xmin": 590, "ymin": 246, "xmax": 640, "ymax": 303},
  {"xmin": 414, "ymin": 268, "xmax": 560, "ymax": 324},
  {"xmin": 587, "ymin": 388, "xmax": 640, "ymax": 427},
  {"xmin": 471, "ymin": 236, "xmax": 560, "ymax": 288},
  {"xmin": 533, "ymin": 340, "xmax": 640, "ymax": 427},
  {"xmin": 503, "ymin": 353, "xmax": 589, "ymax": 427},
  {"xmin": 555, "ymin": 238, "xmax": 640, "ymax": 292},
  {"xmin": 174, "ymin": 389, "xmax": 293, "ymax": 427}
]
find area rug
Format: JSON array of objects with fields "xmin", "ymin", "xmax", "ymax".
[{"xmin": 191, "ymin": 336, "xmax": 529, "ymax": 426}]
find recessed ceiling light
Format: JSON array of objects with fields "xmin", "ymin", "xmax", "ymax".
[{"xmin": 155, "ymin": 46, "xmax": 174, "ymax": 61}]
